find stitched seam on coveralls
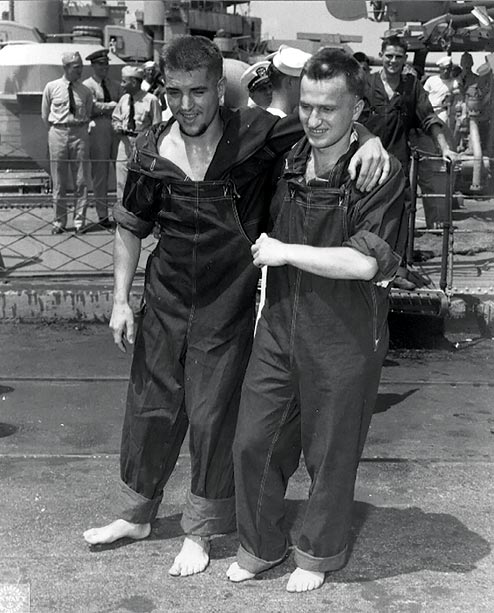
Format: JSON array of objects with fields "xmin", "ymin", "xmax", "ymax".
[
  {"xmin": 255, "ymin": 396, "xmax": 296, "ymax": 531},
  {"xmin": 186, "ymin": 183, "xmax": 199, "ymax": 339},
  {"xmin": 341, "ymin": 186, "xmax": 349, "ymax": 241},
  {"xmin": 289, "ymin": 188, "xmax": 310, "ymax": 363}
]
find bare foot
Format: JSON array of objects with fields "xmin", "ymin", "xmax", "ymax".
[
  {"xmin": 168, "ymin": 536, "xmax": 211, "ymax": 577},
  {"xmin": 83, "ymin": 519, "xmax": 151, "ymax": 545},
  {"xmin": 226, "ymin": 562, "xmax": 256, "ymax": 582},
  {"xmin": 286, "ymin": 568, "xmax": 325, "ymax": 592}
]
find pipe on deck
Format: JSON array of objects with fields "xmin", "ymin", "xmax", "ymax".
[{"xmin": 469, "ymin": 117, "xmax": 483, "ymax": 191}]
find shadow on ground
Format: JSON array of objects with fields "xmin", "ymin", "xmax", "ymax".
[
  {"xmin": 213, "ymin": 500, "xmax": 491, "ymax": 583},
  {"xmin": 373, "ymin": 389, "xmax": 419, "ymax": 414}
]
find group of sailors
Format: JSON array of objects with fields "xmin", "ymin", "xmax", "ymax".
[
  {"xmin": 41, "ymin": 38, "xmax": 489, "ymax": 261},
  {"xmin": 41, "ymin": 49, "xmax": 165, "ymax": 234}
]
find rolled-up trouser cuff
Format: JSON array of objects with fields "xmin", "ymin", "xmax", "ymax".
[
  {"xmin": 236, "ymin": 544, "xmax": 287, "ymax": 575},
  {"xmin": 117, "ymin": 480, "xmax": 162, "ymax": 524},
  {"xmin": 180, "ymin": 491, "xmax": 236, "ymax": 537},
  {"xmin": 294, "ymin": 545, "xmax": 348, "ymax": 573}
]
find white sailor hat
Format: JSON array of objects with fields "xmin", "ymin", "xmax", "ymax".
[
  {"xmin": 122, "ymin": 65, "xmax": 145, "ymax": 80},
  {"xmin": 478, "ymin": 62, "xmax": 491, "ymax": 77},
  {"xmin": 62, "ymin": 51, "xmax": 82, "ymax": 65},
  {"xmin": 143, "ymin": 60, "xmax": 158, "ymax": 70},
  {"xmin": 436, "ymin": 56, "xmax": 453, "ymax": 67},
  {"xmin": 270, "ymin": 45, "xmax": 312, "ymax": 78},
  {"xmin": 240, "ymin": 61, "xmax": 270, "ymax": 91}
]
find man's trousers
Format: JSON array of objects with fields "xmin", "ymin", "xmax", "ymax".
[{"xmin": 48, "ymin": 125, "xmax": 90, "ymax": 228}]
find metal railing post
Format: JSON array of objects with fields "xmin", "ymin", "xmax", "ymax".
[
  {"xmin": 407, "ymin": 148, "xmax": 420, "ymax": 264},
  {"xmin": 440, "ymin": 160, "xmax": 454, "ymax": 293}
]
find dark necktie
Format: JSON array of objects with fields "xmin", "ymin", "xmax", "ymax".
[
  {"xmin": 68, "ymin": 82, "xmax": 76, "ymax": 116},
  {"xmin": 101, "ymin": 79, "xmax": 111, "ymax": 103},
  {"xmin": 128, "ymin": 94, "xmax": 136, "ymax": 131}
]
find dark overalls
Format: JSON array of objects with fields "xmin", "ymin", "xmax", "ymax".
[
  {"xmin": 113, "ymin": 108, "xmax": 302, "ymax": 535},
  {"xmin": 361, "ymin": 72, "xmax": 446, "ymax": 231},
  {"xmin": 233, "ymin": 139, "xmax": 407, "ymax": 573}
]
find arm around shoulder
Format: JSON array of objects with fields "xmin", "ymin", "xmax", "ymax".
[{"xmin": 349, "ymin": 125, "xmax": 391, "ymax": 192}]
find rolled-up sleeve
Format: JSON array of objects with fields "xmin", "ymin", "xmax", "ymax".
[
  {"xmin": 343, "ymin": 157, "xmax": 408, "ymax": 284},
  {"xmin": 114, "ymin": 162, "xmax": 160, "ymax": 239},
  {"xmin": 113, "ymin": 202, "xmax": 155, "ymax": 239}
]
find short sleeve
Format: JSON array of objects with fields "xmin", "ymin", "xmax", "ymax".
[
  {"xmin": 113, "ymin": 165, "xmax": 160, "ymax": 239},
  {"xmin": 342, "ymin": 157, "xmax": 408, "ymax": 284}
]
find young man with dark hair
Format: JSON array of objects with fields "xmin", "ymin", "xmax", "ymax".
[
  {"xmin": 83, "ymin": 36, "xmax": 390, "ymax": 578},
  {"xmin": 227, "ymin": 48, "xmax": 407, "ymax": 592},
  {"xmin": 360, "ymin": 35, "xmax": 456, "ymax": 288},
  {"xmin": 363, "ymin": 36, "xmax": 456, "ymax": 172}
]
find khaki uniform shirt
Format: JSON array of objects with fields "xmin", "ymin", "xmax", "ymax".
[
  {"xmin": 112, "ymin": 90, "xmax": 161, "ymax": 134},
  {"xmin": 41, "ymin": 76, "xmax": 93, "ymax": 126},
  {"xmin": 82, "ymin": 75, "xmax": 120, "ymax": 118}
]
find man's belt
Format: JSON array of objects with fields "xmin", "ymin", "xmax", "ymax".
[{"xmin": 120, "ymin": 129, "xmax": 138, "ymax": 137}]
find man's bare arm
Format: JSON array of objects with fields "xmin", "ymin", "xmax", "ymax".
[
  {"xmin": 252, "ymin": 233, "xmax": 378, "ymax": 281},
  {"xmin": 430, "ymin": 124, "xmax": 457, "ymax": 162},
  {"xmin": 111, "ymin": 225, "xmax": 141, "ymax": 352}
]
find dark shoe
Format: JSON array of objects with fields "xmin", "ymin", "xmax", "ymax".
[{"xmin": 51, "ymin": 224, "xmax": 65, "ymax": 235}]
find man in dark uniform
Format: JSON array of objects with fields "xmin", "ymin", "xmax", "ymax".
[
  {"xmin": 228, "ymin": 47, "xmax": 408, "ymax": 593},
  {"xmin": 360, "ymin": 35, "xmax": 456, "ymax": 289},
  {"xmin": 83, "ymin": 48, "xmax": 119, "ymax": 228},
  {"xmin": 240, "ymin": 60, "xmax": 272, "ymax": 109},
  {"xmin": 83, "ymin": 36, "xmax": 390, "ymax": 577}
]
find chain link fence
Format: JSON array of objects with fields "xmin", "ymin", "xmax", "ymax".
[
  {"xmin": 0, "ymin": 193, "xmax": 156, "ymax": 278},
  {"xmin": 1, "ymin": 147, "xmax": 494, "ymax": 291}
]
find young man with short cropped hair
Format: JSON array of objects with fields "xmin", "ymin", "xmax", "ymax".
[
  {"xmin": 83, "ymin": 36, "xmax": 391, "ymax": 578},
  {"xmin": 361, "ymin": 36, "xmax": 456, "ymax": 288},
  {"xmin": 227, "ymin": 48, "xmax": 407, "ymax": 593}
]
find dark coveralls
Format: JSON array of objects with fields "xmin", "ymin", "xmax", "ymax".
[
  {"xmin": 361, "ymin": 72, "xmax": 441, "ymax": 172},
  {"xmin": 361, "ymin": 72, "xmax": 446, "ymax": 228},
  {"xmin": 233, "ymin": 138, "xmax": 407, "ymax": 573},
  {"xmin": 112, "ymin": 107, "xmax": 302, "ymax": 536}
]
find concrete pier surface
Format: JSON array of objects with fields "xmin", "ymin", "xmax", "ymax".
[{"xmin": 0, "ymin": 322, "xmax": 492, "ymax": 612}]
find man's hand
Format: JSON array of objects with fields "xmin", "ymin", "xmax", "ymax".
[
  {"xmin": 348, "ymin": 136, "xmax": 390, "ymax": 192},
  {"xmin": 441, "ymin": 147, "xmax": 458, "ymax": 164},
  {"xmin": 251, "ymin": 233, "xmax": 288, "ymax": 268},
  {"xmin": 109, "ymin": 301, "xmax": 135, "ymax": 353}
]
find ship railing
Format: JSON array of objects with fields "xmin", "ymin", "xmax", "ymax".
[
  {"xmin": 0, "ymin": 154, "xmax": 157, "ymax": 278},
  {"xmin": 1, "ymin": 150, "xmax": 494, "ymax": 289}
]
